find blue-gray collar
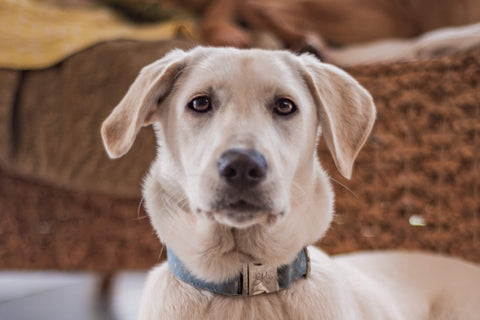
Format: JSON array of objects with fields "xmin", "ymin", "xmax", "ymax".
[{"xmin": 167, "ymin": 247, "xmax": 310, "ymax": 296}]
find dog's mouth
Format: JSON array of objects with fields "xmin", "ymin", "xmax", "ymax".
[
  {"xmin": 212, "ymin": 194, "xmax": 271, "ymax": 213},
  {"xmin": 206, "ymin": 196, "xmax": 280, "ymax": 228},
  {"xmin": 224, "ymin": 199, "xmax": 263, "ymax": 212},
  {"xmin": 194, "ymin": 184, "xmax": 285, "ymax": 228}
]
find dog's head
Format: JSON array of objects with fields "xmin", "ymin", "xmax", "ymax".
[{"xmin": 101, "ymin": 47, "xmax": 375, "ymax": 279}]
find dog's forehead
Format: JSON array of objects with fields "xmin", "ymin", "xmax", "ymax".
[{"xmin": 183, "ymin": 49, "xmax": 303, "ymax": 92}]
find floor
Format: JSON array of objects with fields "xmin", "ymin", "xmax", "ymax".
[{"xmin": 0, "ymin": 271, "xmax": 147, "ymax": 320}]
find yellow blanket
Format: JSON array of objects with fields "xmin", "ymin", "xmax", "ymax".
[{"xmin": 0, "ymin": 0, "xmax": 195, "ymax": 69}]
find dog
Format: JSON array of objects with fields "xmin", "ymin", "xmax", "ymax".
[
  {"xmin": 201, "ymin": 0, "xmax": 480, "ymax": 65},
  {"xmin": 101, "ymin": 47, "xmax": 480, "ymax": 319}
]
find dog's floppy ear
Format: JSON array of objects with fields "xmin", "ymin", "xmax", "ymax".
[
  {"xmin": 299, "ymin": 54, "xmax": 376, "ymax": 179},
  {"xmin": 101, "ymin": 49, "xmax": 187, "ymax": 159}
]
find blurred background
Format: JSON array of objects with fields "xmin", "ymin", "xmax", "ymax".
[{"xmin": 1, "ymin": 0, "xmax": 479, "ymax": 319}]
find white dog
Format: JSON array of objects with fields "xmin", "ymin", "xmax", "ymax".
[{"xmin": 101, "ymin": 47, "xmax": 480, "ymax": 319}]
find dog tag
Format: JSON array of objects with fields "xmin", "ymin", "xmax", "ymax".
[{"xmin": 246, "ymin": 263, "xmax": 279, "ymax": 296}]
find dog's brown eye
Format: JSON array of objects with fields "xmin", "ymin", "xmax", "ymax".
[
  {"xmin": 274, "ymin": 98, "xmax": 297, "ymax": 116},
  {"xmin": 188, "ymin": 96, "xmax": 212, "ymax": 113}
]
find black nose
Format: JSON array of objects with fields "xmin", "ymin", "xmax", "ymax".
[{"xmin": 217, "ymin": 149, "xmax": 268, "ymax": 189}]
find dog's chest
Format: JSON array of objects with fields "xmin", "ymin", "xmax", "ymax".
[
  {"xmin": 196, "ymin": 281, "xmax": 332, "ymax": 320},
  {"xmin": 141, "ymin": 250, "xmax": 408, "ymax": 320},
  {"xmin": 155, "ymin": 267, "xmax": 341, "ymax": 320}
]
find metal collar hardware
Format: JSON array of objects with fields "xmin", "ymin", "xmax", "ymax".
[{"xmin": 243, "ymin": 263, "xmax": 280, "ymax": 296}]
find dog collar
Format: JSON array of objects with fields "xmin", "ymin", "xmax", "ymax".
[{"xmin": 167, "ymin": 247, "xmax": 310, "ymax": 296}]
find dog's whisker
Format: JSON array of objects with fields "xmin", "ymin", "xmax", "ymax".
[
  {"xmin": 158, "ymin": 245, "xmax": 166, "ymax": 261},
  {"xmin": 290, "ymin": 180, "xmax": 308, "ymax": 198},
  {"xmin": 147, "ymin": 182, "xmax": 189, "ymax": 219},
  {"xmin": 136, "ymin": 196, "xmax": 146, "ymax": 220},
  {"xmin": 329, "ymin": 177, "xmax": 358, "ymax": 198}
]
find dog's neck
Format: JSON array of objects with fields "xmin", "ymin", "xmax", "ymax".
[{"xmin": 166, "ymin": 246, "xmax": 310, "ymax": 296}]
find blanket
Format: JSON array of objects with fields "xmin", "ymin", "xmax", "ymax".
[{"xmin": 0, "ymin": 0, "xmax": 195, "ymax": 69}]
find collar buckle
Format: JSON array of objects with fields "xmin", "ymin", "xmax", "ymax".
[{"xmin": 243, "ymin": 263, "xmax": 280, "ymax": 296}]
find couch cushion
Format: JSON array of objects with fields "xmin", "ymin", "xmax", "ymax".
[{"xmin": 0, "ymin": 40, "xmax": 193, "ymax": 198}]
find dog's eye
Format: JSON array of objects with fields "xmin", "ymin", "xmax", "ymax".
[
  {"xmin": 274, "ymin": 98, "xmax": 297, "ymax": 116},
  {"xmin": 188, "ymin": 96, "xmax": 212, "ymax": 113}
]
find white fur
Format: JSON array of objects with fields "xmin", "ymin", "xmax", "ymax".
[{"xmin": 101, "ymin": 47, "xmax": 480, "ymax": 320}]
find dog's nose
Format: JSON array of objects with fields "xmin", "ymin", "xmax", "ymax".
[{"xmin": 217, "ymin": 149, "xmax": 267, "ymax": 189}]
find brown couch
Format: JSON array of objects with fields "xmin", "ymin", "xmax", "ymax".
[{"xmin": 1, "ymin": 40, "xmax": 479, "ymax": 272}]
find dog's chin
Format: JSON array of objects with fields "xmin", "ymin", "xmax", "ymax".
[
  {"xmin": 199, "ymin": 200, "xmax": 284, "ymax": 228},
  {"xmin": 212, "ymin": 209, "xmax": 282, "ymax": 229}
]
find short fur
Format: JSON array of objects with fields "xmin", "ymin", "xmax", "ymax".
[{"xmin": 101, "ymin": 47, "xmax": 480, "ymax": 319}]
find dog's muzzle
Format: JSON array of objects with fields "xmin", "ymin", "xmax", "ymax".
[{"xmin": 210, "ymin": 148, "xmax": 274, "ymax": 225}]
